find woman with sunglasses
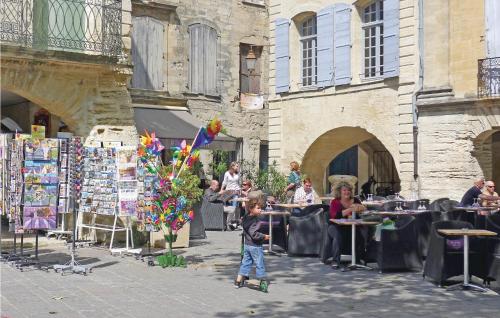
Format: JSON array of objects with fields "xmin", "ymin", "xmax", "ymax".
[{"xmin": 482, "ymin": 181, "xmax": 500, "ymax": 207}]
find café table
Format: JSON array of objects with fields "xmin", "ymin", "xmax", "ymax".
[
  {"xmin": 260, "ymin": 211, "xmax": 291, "ymax": 254},
  {"xmin": 361, "ymin": 200, "xmax": 386, "ymax": 208},
  {"xmin": 462, "ymin": 206, "xmax": 499, "ymax": 228},
  {"xmin": 330, "ymin": 211, "xmax": 380, "ymax": 271},
  {"xmin": 364, "ymin": 209, "xmax": 432, "ymax": 217},
  {"xmin": 438, "ymin": 229, "xmax": 497, "ymax": 292}
]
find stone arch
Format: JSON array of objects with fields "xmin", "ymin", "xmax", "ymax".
[
  {"xmin": 1, "ymin": 57, "xmax": 137, "ymax": 144},
  {"xmin": 300, "ymin": 126, "xmax": 400, "ymax": 195}
]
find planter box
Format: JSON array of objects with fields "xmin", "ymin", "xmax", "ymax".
[{"xmin": 150, "ymin": 223, "xmax": 190, "ymax": 249}]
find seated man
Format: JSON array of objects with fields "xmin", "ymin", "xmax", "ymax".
[
  {"xmin": 460, "ymin": 178, "xmax": 500, "ymax": 207},
  {"xmin": 293, "ymin": 178, "xmax": 318, "ymax": 205},
  {"xmin": 204, "ymin": 180, "xmax": 222, "ymax": 203},
  {"xmin": 482, "ymin": 180, "xmax": 500, "ymax": 207}
]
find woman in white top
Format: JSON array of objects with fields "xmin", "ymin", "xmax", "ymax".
[
  {"xmin": 220, "ymin": 162, "xmax": 241, "ymax": 194},
  {"xmin": 220, "ymin": 162, "xmax": 241, "ymax": 230}
]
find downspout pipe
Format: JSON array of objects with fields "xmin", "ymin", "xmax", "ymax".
[{"xmin": 412, "ymin": 0, "xmax": 424, "ymax": 183}]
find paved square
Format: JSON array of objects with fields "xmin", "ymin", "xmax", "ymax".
[{"xmin": 1, "ymin": 231, "xmax": 499, "ymax": 318}]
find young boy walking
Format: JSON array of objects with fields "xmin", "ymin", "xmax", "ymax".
[{"xmin": 234, "ymin": 198, "xmax": 269, "ymax": 292}]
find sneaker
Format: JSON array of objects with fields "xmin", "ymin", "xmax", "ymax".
[
  {"xmin": 259, "ymin": 280, "xmax": 269, "ymax": 293},
  {"xmin": 234, "ymin": 279, "xmax": 245, "ymax": 288}
]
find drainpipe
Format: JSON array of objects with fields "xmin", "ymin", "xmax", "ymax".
[{"xmin": 412, "ymin": 0, "xmax": 424, "ymax": 192}]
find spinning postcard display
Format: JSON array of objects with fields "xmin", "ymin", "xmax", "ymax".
[{"xmin": 22, "ymin": 138, "xmax": 60, "ymax": 230}]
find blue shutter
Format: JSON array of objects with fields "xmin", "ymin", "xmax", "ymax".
[
  {"xmin": 275, "ymin": 18, "xmax": 290, "ymax": 93},
  {"xmin": 334, "ymin": 3, "xmax": 352, "ymax": 85},
  {"xmin": 317, "ymin": 6, "xmax": 335, "ymax": 87},
  {"xmin": 485, "ymin": 0, "xmax": 500, "ymax": 58},
  {"xmin": 383, "ymin": 0, "xmax": 400, "ymax": 78}
]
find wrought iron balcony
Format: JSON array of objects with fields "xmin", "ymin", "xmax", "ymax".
[
  {"xmin": 1, "ymin": 0, "xmax": 122, "ymax": 57},
  {"xmin": 478, "ymin": 57, "xmax": 500, "ymax": 98}
]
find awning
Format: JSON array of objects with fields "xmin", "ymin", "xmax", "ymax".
[{"xmin": 133, "ymin": 106, "xmax": 237, "ymax": 151}]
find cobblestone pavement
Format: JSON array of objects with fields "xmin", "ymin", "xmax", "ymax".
[{"xmin": 1, "ymin": 231, "xmax": 499, "ymax": 318}]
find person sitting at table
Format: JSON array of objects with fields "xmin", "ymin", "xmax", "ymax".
[
  {"xmin": 204, "ymin": 180, "xmax": 222, "ymax": 203},
  {"xmin": 482, "ymin": 181, "xmax": 499, "ymax": 207},
  {"xmin": 293, "ymin": 178, "xmax": 318, "ymax": 205},
  {"xmin": 325, "ymin": 181, "xmax": 367, "ymax": 269},
  {"xmin": 459, "ymin": 177, "xmax": 500, "ymax": 207},
  {"xmin": 241, "ymin": 179, "xmax": 254, "ymax": 198}
]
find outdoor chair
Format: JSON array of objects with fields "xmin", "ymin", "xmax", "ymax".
[
  {"xmin": 288, "ymin": 206, "xmax": 328, "ymax": 256},
  {"xmin": 200, "ymin": 197, "xmax": 225, "ymax": 231},
  {"xmin": 366, "ymin": 215, "xmax": 422, "ymax": 272},
  {"xmin": 294, "ymin": 204, "xmax": 329, "ymax": 218},
  {"xmin": 258, "ymin": 213, "xmax": 288, "ymax": 252},
  {"xmin": 429, "ymin": 198, "xmax": 450, "ymax": 212},
  {"xmin": 439, "ymin": 199, "xmax": 460, "ymax": 212},
  {"xmin": 189, "ymin": 201, "xmax": 206, "ymax": 239},
  {"xmin": 484, "ymin": 214, "xmax": 500, "ymax": 284},
  {"xmin": 442, "ymin": 208, "xmax": 468, "ymax": 223},
  {"xmin": 414, "ymin": 210, "xmax": 442, "ymax": 259},
  {"xmin": 423, "ymin": 220, "xmax": 484, "ymax": 286}
]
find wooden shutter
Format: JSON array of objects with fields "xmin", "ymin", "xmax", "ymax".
[
  {"xmin": 249, "ymin": 46, "xmax": 262, "ymax": 94},
  {"xmin": 132, "ymin": 16, "xmax": 164, "ymax": 90},
  {"xmin": 205, "ymin": 26, "xmax": 218, "ymax": 95},
  {"xmin": 317, "ymin": 6, "xmax": 335, "ymax": 87},
  {"xmin": 334, "ymin": 3, "xmax": 352, "ymax": 85},
  {"xmin": 189, "ymin": 24, "xmax": 202, "ymax": 93},
  {"xmin": 275, "ymin": 18, "xmax": 290, "ymax": 94},
  {"xmin": 486, "ymin": 0, "xmax": 500, "ymax": 58},
  {"xmin": 240, "ymin": 44, "xmax": 250, "ymax": 94},
  {"xmin": 383, "ymin": 0, "xmax": 400, "ymax": 78}
]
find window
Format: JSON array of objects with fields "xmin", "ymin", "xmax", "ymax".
[
  {"xmin": 131, "ymin": 16, "xmax": 164, "ymax": 90},
  {"xmin": 362, "ymin": 0, "xmax": 384, "ymax": 78},
  {"xmin": 189, "ymin": 24, "xmax": 218, "ymax": 95},
  {"xmin": 240, "ymin": 44, "xmax": 262, "ymax": 94},
  {"xmin": 300, "ymin": 16, "xmax": 317, "ymax": 87}
]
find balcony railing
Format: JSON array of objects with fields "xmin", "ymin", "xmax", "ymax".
[
  {"xmin": 0, "ymin": 0, "xmax": 122, "ymax": 57},
  {"xmin": 478, "ymin": 57, "xmax": 500, "ymax": 98}
]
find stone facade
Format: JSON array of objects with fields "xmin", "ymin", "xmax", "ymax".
[
  {"xmin": 130, "ymin": 0, "xmax": 269, "ymax": 167},
  {"xmin": 268, "ymin": 0, "xmax": 418, "ymax": 196},
  {"xmin": 1, "ymin": 0, "xmax": 137, "ymax": 145},
  {"xmin": 417, "ymin": 0, "xmax": 500, "ymax": 201}
]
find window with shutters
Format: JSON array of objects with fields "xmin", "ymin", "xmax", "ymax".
[
  {"xmin": 131, "ymin": 16, "xmax": 165, "ymax": 90},
  {"xmin": 300, "ymin": 15, "xmax": 318, "ymax": 87},
  {"xmin": 189, "ymin": 24, "xmax": 218, "ymax": 95},
  {"xmin": 240, "ymin": 44, "xmax": 262, "ymax": 94},
  {"xmin": 362, "ymin": 0, "xmax": 384, "ymax": 78}
]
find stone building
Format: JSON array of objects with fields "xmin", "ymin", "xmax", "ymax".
[
  {"xmin": 268, "ymin": 0, "xmax": 415, "ymax": 196},
  {"xmin": 129, "ymin": 0, "xmax": 270, "ymax": 170},
  {"xmin": 267, "ymin": 0, "xmax": 500, "ymax": 200},
  {"xmin": 417, "ymin": 0, "xmax": 500, "ymax": 200},
  {"xmin": 1, "ymin": 0, "xmax": 138, "ymax": 145},
  {"xmin": 1, "ymin": 0, "xmax": 270, "ymax": 174}
]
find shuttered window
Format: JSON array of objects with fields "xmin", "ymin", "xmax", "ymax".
[
  {"xmin": 189, "ymin": 24, "xmax": 218, "ymax": 95},
  {"xmin": 131, "ymin": 16, "xmax": 164, "ymax": 90},
  {"xmin": 301, "ymin": 16, "xmax": 318, "ymax": 87},
  {"xmin": 486, "ymin": 0, "xmax": 500, "ymax": 58},
  {"xmin": 362, "ymin": 0, "xmax": 384, "ymax": 78},
  {"xmin": 240, "ymin": 44, "xmax": 262, "ymax": 94}
]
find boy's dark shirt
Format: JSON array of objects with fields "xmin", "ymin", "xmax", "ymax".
[{"xmin": 242, "ymin": 214, "xmax": 266, "ymax": 247}]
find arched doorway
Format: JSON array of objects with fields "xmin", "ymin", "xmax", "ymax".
[
  {"xmin": 301, "ymin": 126, "xmax": 400, "ymax": 196},
  {"xmin": 473, "ymin": 129, "xmax": 500, "ymax": 186},
  {"xmin": 1, "ymin": 89, "xmax": 68, "ymax": 137}
]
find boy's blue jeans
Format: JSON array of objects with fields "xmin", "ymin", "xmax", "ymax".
[{"xmin": 238, "ymin": 245, "xmax": 266, "ymax": 279}]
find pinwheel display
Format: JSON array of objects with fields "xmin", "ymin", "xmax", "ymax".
[{"xmin": 138, "ymin": 118, "xmax": 223, "ymax": 267}]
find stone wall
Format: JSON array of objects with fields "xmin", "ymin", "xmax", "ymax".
[
  {"xmin": 1, "ymin": 0, "xmax": 137, "ymax": 145},
  {"xmin": 418, "ymin": 101, "xmax": 500, "ymax": 201},
  {"xmin": 131, "ymin": 0, "xmax": 270, "ymax": 166},
  {"xmin": 268, "ymin": 0, "xmax": 418, "ymax": 196}
]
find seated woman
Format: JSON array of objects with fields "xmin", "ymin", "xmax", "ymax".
[{"xmin": 326, "ymin": 181, "xmax": 367, "ymax": 269}]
